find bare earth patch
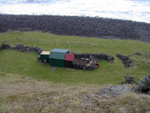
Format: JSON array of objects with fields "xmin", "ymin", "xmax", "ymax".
[{"xmin": 0, "ymin": 72, "xmax": 150, "ymax": 113}]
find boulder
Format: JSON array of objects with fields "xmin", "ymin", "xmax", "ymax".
[
  {"xmin": 136, "ymin": 76, "xmax": 150, "ymax": 93},
  {"xmin": 97, "ymin": 84, "xmax": 132, "ymax": 96}
]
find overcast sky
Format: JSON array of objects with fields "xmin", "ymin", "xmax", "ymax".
[{"xmin": 0, "ymin": 0, "xmax": 150, "ymax": 23}]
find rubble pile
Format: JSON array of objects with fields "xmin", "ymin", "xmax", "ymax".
[
  {"xmin": 74, "ymin": 53, "xmax": 114, "ymax": 62},
  {"xmin": 121, "ymin": 76, "xmax": 137, "ymax": 84},
  {"xmin": 0, "ymin": 44, "xmax": 11, "ymax": 51},
  {"xmin": 116, "ymin": 54, "xmax": 133, "ymax": 68}
]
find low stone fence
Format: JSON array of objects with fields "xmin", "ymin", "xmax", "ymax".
[{"xmin": 0, "ymin": 44, "xmax": 42, "ymax": 55}]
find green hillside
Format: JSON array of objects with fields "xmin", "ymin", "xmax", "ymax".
[
  {"xmin": 0, "ymin": 31, "xmax": 150, "ymax": 85},
  {"xmin": 1, "ymin": 31, "xmax": 150, "ymax": 113}
]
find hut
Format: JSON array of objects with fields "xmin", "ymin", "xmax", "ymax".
[
  {"xmin": 64, "ymin": 53, "xmax": 74, "ymax": 68},
  {"xmin": 49, "ymin": 49, "xmax": 69, "ymax": 67},
  {"xmin": 40, "ymin": 51, "xmax": 50, "ymax": 63}
]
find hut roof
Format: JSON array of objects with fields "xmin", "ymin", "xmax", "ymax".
[
  {"xmin": 64, "ymin": 53, "xmax": 74, "ymax": 61},
  {"xmin": 51, "ymin": 48, "xmax": 69, "ymax": 53},
  {"xmin": 40, "ymin": 51, "xmax": 50, "ymax": 55},
  {"xmin": 49, "ymin": 48, "xmax": 69, "ymax": 60}
]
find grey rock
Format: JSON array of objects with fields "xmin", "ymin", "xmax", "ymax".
[
  {"xmin": 136, "ymin": 76, "xmax": 150, "ymax": 93},
  {"xmin": 97, "ymin": 84, "xmax": 132, "ymax": 96}
]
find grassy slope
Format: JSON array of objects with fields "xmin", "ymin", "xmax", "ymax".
[
  {"xmin": 0, "ymin": 31, "xmax": 150, "ymax": 85},
  {"xmin": 0, "ymin": 31, "xmax": 150, "ymax": 112},
  {"xmin": 0, "ymin": 72, "xmax": 150, "ymax": 113}
]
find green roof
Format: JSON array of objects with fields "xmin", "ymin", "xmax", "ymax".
[
  {"xmin": 51, "ymin": 48, "xmax": 69, "ymax": 53},
  {"xmin": 49, "ymin": 49, "xmax": 69, "ymax": 67},
  {"xmin": 49, "ymin": 49, "xmax": 69, "ymax": 60},
  {"xmin": 49, "ymin": 52, "xmax": 66, "ymax": 60}
]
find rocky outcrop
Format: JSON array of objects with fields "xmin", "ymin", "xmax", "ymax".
[
  {"xmin": 97, "ymin": 84, "xmax": 132, "ymax": 96},
  {"xmin": 0, "ymin": 14, "xmax": 150, "ymax": 42}
]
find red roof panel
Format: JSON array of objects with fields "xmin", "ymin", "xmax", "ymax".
[{"xmin": 64, "ymin": 53, "xmax": 74, "ymax": 61}]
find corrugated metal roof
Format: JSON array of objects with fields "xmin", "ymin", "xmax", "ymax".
[
  {"xmin": 51, "ymin": 48, "xmax": 69, "ymax": 53},
  {"xmin": 49, "ymin": 48, "xmax": 69, "ymax": 60},
  {"xmin": 49, "ymin": 52, "xmax": 66, "ymax": 60},
  {"xmin": 64, "ymin": 53, "xmax": 74, "ymax": 61},
  {"xmin": 40, "ymin": 51, "xmax": 50, "ymax": 55}
]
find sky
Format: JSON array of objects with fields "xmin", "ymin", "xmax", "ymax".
[{"xmin": 0, "ymin": 0, "xmax": 150, "ymax": 23}]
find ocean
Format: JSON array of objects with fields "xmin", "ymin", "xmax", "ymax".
[{"xmin": 0, "ymin": 0, "xmax": 150, "ymax": 23}]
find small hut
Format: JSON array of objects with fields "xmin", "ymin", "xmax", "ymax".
[
  {"xmin": 64, "ymin": 53, "xmax": 74, "ymax": 68},
  {"xmin": 49, "ymin": 49, "xmax": 69, "ymax": 67},
  {"xmin": 40, "ymin": 51, "xmax": 50, "ymax": 63}
]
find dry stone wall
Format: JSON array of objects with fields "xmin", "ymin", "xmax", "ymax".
[{"xmin": 0, "ymin": 44, "xmax": 42, "ymax": 55}]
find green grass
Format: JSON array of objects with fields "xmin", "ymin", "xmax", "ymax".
[
  {"xmin": 0, "ymin": 31, "xmax": 150, "ymax": 85},
  {"xmin": 0, "ymin": 31, "xmax": 150, "ymax": 112}
]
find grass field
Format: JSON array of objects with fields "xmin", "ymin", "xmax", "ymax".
[
  {"xmin": 0, "ymin": 31, "xmax": 150, "ymax": 112},
  {"xmin": 0, "ymin": 31, "xmax": 150, "ymax": 85}
]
